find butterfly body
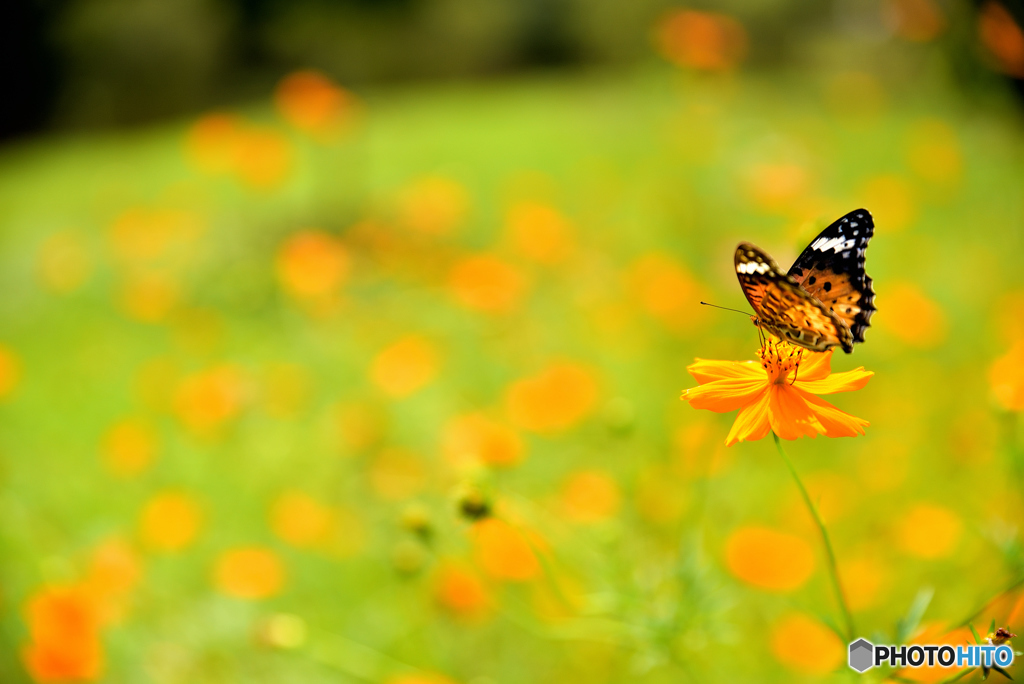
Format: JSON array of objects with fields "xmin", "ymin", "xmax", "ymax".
[{"xmin": 735, "ymin": 209, "xmax": 876, "ymax": 354}]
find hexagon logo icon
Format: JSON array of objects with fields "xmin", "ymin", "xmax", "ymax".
[{"xmin": 849, "ymin": 638, "xmax": 874, "ymax": 673}]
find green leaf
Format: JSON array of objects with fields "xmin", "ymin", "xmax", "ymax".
[
  {"xmin": 992, "ymin": 664, "xmax": 1014, "ymax": 680},
  {"xmin": 897, "ymin": 588, "xmax": 935, "ymax": 644},
  {"xmin": 971, "ymin": 623, "xmax": 983, "ymax": 645},
  {"xmin": 942, "ymin": 669, "xmax": 979, "ymax": 684}
]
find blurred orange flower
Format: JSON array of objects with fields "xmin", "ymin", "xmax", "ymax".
[
  {"xmin": 878, "ymin": 282, "xmax": 948, "ymax": 348},
  {"xmin": 108, "ymin": 207, "xmax": 204, "ymax": 267},
  {"xmin": 0, "ymin": 344, "xmax": 20, "ymax": 400},
  {"xmin": 442, "ymin": 412, "xmax": 524, "ymax": 468},
  {"xmin": 185, "ymin": 112, "xmax": 244, "ymax": 174},
  {"xmin": 23, "ymin": 585, "xmax": 103, "ymax": 682},
  {"xmin": 274, "ymin": 70, "xmax": 357, "ymax": 138},
  {"xmin": 725, "ymin": 526, "xmax": 815, "ymax": 591},
  {"xmin": 448, "ymin": 254, "xmax": 528, "ymax": 313},
  {"xmin": 505, "ymin": 202, "xmax": 575, "ymax": 265},
  {"xmin": 991, "ymin": 339, "xmax": 1024, "ymax": 410},
  {"xmin": 270, "ymin": 491, "xmax": 334, "ymax": 549},
  {"xmin": 186, "ymin": 115, "xmax": 294, "ymax": 189},
  {"xmin": 743, "ymin": 162, "xmax": 809, "ymax": 213},
  {"xmin": 655, "ymin": 10, "xmax": 747, "ymax": 72},
  {"xmin": 840, "ymin": 554, "xmax": 889, "ymax": 610},
  {"xmin": 119, "ymin": 272, "xmax": 179, "ymax": 323},
  {"xmin": 398, "ymin": 176, "xmax": 469, "ymax": 236},
  {"xmin": 276, "ymin": 230, "xmax": 350, "ymax": 300},
  {"xmin": 139, "ymin": 491, "xmax": 203, "ymax": 553},
  {"xmin": 897, "ymin": 503, "xmax": 963, "ymax": 559},
  {"xmin": 85, "ymin": 538, "xmax": 142, "ymax": 625},
  {"xmin": 980, "ymin": 1, "xmax": 1024, "ymax": 78},
  {"xmin": 370, "ymin": 335, "xmax": 440, "ymax": 398},
  {"xmin": 681, "ymin": 339, "xmax": 872, "ymax": 446},
  {"xmin": 473, "ymin": 518, "xmax": 540, "ymax": 582},
  {"xmin": 233, "ymin": 126, "xmax": 293, "ymax": 191},
  {"xmin": 214, "ymin": 547, "xmax": 286, "ymax": 600},
  {"xmin": 331, "ymin": 400, "xmax": 387, "ymax": 453},
  {"xmin": 894, "ymin": 622, "xmax": 975, "ymax": 682},
  {"xmin": 173, "ymin": 365, "xmax": 248, "ymax": 433},
  {"xmin": 770, "ymin": 612, "xmax": 844, "ymax": 674},
  {"xmin": 627, "ymin": 253, "xmax": 707, "ymax": 333},
  {"xmin": 435, "ymin": 562, "xmax": 490, "ymax": 618},
  {"xmin": 560, "ymin": 470, "xmax": 621, "ymax": 523},
  {"xmin": 884, "ymin": 0, "xmax": 946, "ymax": 42},
  {"xmin": 101, "ymin": 419, "xmax": 157, "ymax": 477},
  {"xmin": 506, "ymin": 363, "xmax": 598, "ymax": 433}
]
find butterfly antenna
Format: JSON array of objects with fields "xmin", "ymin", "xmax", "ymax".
[{"xmin": 700, "ymin": 302, "xmax": 753, "ymax": 317}]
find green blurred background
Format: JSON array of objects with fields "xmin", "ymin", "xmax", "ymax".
[{"xmin": 3, "ymin": 0, "xmax": 1024, "ymax": 682}]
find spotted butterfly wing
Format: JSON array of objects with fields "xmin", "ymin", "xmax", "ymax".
[
  {"xmin": 786, "ymin": 209, "xmax": 876, "ymax": 345},
  {"xmin": 735, "ymin": 243, "xmax": 854, "ymax": 353}
]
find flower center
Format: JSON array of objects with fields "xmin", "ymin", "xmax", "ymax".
[{"xmin": 758, "ymin": 338, "xmax": 804, "ymax": 384}]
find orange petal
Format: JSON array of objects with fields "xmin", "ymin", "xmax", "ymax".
[
  {"xmin": 793, "ymin": 350, "xmax": 832, "ymax": 382},
  {"xmin": 725, "ymin": 388, "xmax": 772, "ymax": 445},
  {"xmin": 769, "ymin": 385, "xmax": 821, "ymax": 440},
  {"xmin": 682, "ymin": 377, "xmax": 767, "ymax": 413},
  {"xmin": 687, "ymin": 358, "xmax": 764, "ymax": 383},
  {"xmin": 800, "ymin": 391, "xmax": 869, "ymax": 438},
  {"xmin": 794, "ymin": 367, "xmax": 873, "ymax": 395}
]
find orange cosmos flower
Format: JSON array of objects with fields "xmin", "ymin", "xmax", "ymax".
[
  {"xmin": 770, "ymin": 612, "xmax": 844, "ymax": 674},
  {"xmin": 22, "ymin": 585, "xmax": 104, "ymax": 681},
  {"xmin": 655, "ymin": 10, "xmax": 748, "ymax": 72},
  {"xmin": 213, "ymin": 547, "xmax": 285, "ymax": 600},
  {"xmin": 274, "ymin": 70, "xmax": 357, "ymax": 138},
  {"xmin": 979, "ymin": 1, "xmax": 1024, "ymax": 78},
  {"xmin": 0, "ymin": 344, "xmax": 21, "ymax": 400},
  {"xmin": 434, "ymin": 562, "xmax": 490, "ymax": 619},
  {"xmin": 681, "ymin": 339, "xmax": 872, "ymax": 446}
]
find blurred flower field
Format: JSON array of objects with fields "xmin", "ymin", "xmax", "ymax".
[{"xmin": 3, "ymin": 27, "xmax": 1024, "ymax": 683}]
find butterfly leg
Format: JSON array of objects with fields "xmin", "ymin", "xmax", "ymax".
[{"xmin": 791, "ymin": 348, "xmax": 804, "ymax": 385}]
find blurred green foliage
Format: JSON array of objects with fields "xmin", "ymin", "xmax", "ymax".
[{"xmin": 10, "ymin": 0, "xmax": 1011, "ymax": 130}]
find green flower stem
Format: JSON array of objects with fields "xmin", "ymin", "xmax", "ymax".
[{"xmin": 773, "ymin": 432, "xmax": 855, "ymax": 643}]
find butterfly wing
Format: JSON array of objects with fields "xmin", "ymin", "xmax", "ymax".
[
  {"xmin": 735, "ymin": 242, "xmax": 854, "ymax": 353},
  {"xmin": 787, "ymin": 209, "xmax": 876, "ymax": 345}
]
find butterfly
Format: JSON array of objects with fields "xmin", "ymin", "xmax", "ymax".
[{"xmin": 735, "ymin": 208, "xmax": 876, "ymax": 354}]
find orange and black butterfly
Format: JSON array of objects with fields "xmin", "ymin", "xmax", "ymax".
[{"xmin": 735, "ymin": 209, "xmax": 876, "ymax": 353}]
